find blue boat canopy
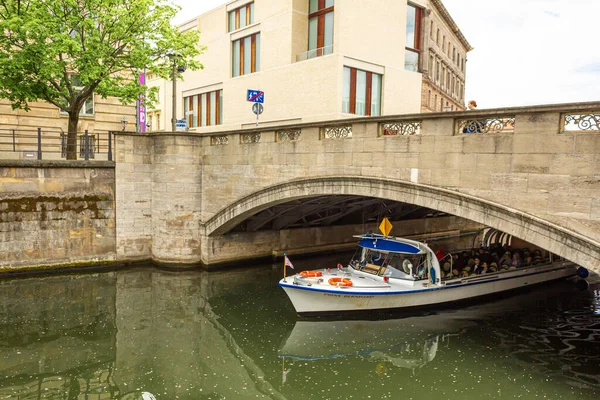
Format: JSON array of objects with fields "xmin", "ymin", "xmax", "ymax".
[{"xmin": 357, "ymin": 234, "xmax": 424, "ymax": 255}]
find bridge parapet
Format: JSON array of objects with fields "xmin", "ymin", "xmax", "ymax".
[
  {"xmin": 199, "ymin": 101, "xmax": 599, "ymax": 142},
  {"xmin": 115, "ymin": 102, "xmax": 600, "ymax": 270}
]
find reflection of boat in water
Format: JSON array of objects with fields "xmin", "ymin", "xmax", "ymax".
[
  {"xmin": 278, "ymin": 316, "xmax": 468, "ymax": 370},
  {"xmin": 278, "ymin": 281, "xmax": 599, "ymax": 379},
  {"xmin": 279, "ymin": 234, "xmax": 579, "ymax": 315}
]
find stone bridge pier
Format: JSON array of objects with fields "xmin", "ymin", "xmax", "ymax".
[{"xmin": 115, "ymin": 102, "xmax": 600, "ymax": 273}]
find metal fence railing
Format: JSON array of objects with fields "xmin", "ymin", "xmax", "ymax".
[{"xmin": 0, "ymin": 128, "xmax": 114, "ymax": 161}]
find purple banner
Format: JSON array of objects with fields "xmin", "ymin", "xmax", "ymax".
[{"xmin": 138, "ymin": 73, "xmax": 146, "ymax": 133}]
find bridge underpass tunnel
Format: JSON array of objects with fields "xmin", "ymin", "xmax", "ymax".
[{"xmin": 205, "ymin": 195, "xmax": 566, "ymax": 270}]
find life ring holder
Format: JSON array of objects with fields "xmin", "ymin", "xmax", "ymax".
[{"xmin": 328, "ymin": 277, "xmax": 353, "ymax": 287}]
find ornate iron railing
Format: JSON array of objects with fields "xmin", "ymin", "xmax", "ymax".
[
  {"xmin": 241, "ymin": 133, "xmax": 261, "ymax": 144},
  {"xmin": 321, "ymin": 125, "xmax": 352, "ymax": 139},
  {"xmin": 380, "ymin": 121, "xmax": 422, "ymax": 136},
  {"xmin": 456, "ymin": 117, "xmax": 515, "ymax": 134},
  {"xmin": 277, "ymin": 129, "xmax": 301, "ymax": 141},
  {"xmin": 562, "ymin": 112, "xmax": 600, "ymax": 132},
  {"xmin": 211, "ymin": 135, "xmax": 229, "ymax": 145}
]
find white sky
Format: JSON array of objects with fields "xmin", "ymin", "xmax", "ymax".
[{"xmin": 171, "ymin": 0, "xmax": 600, "ymax": 109}]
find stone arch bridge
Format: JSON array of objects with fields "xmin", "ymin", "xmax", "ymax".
[{"xmin": 115, "ymin": 102, "xmax": 600, "ymax": 272}]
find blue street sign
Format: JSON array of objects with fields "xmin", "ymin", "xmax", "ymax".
[
  {"xmin": 175, "ymin": 119, "xmax": 187, "ymax": 131},
  {"xmin": 247, "ymin": 89, "xmax": 264, "ymax": 103}
]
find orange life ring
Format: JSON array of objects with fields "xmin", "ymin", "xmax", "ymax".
[
  {"xmin": 328, "ymin": 277, "xmax": 353, "ymax": 287},
  {"xmin": 300, "ymin": 270, "xmax": 323, "ymax": 278}
]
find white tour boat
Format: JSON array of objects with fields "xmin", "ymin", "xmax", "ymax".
[{"xmin": 279, "ymin": 233, "xmax": 579, "ymax": 316}]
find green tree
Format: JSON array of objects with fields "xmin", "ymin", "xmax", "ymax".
[{"xmin": 0, "ymin": 0, "xmax": 203, "ymax": 159}]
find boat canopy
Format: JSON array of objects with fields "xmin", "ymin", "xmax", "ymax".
[{"xmin": 355, "ymin": 234, "xmax": 426, "ymax": 255}]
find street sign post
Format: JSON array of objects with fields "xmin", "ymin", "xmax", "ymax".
[
  {"xmin": 252, "ymin": 103, "xmax": 264, "ymax": 115},
  {"xmin": 252, "ymin": 103, "xmax": 264, "ymax": 126},
  {"xmin": 247, "ymin": 89, "xmax": 264, "ymax": 103},
  {"xmin": 248, "ymin": 89, "xmax": 265, "ymax": 126}
]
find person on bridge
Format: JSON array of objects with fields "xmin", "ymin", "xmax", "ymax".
[{"xmin": 463, "ymin": 100, "xmax": 483, "ymax": 133}]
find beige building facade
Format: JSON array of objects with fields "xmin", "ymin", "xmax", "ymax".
[
  {"xmin": 0, "ymin": 97, "xmax": 136, "ymax": 134},
  {"xmin": 148, "ymin": 0, "xmax": 468, "ymax": 133},
  {"xmin": 420, "ymin": 0, "xmax": 472, "ymax": 112}
]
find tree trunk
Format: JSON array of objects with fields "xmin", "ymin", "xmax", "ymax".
[{"xmin": 66, "ymin": 112, "xmax": 79, "ymax": 160}]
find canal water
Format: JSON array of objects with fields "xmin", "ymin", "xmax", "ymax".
[{"xmin": 0, "ymin": 254, "xmax": 599, "ymax": 400}]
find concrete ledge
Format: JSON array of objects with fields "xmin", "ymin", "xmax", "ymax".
[{"xmin": 0, "ymin": 160, "xmax": 115, "ymax": 168}]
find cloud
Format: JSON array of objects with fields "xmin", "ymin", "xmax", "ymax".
[
  {"xmin": 576, "ymin": 63, "xmax": 600, "ymax": 74},
  {"xmin": 543, "ymin": 10, "xmax": 561, "ymax": 17},
  {"xmin": 443, "ymin": 0, "xmax": 600, "ymax": 108}
]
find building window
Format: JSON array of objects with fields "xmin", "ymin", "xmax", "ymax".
[
  {"xmin": 308, "ymin": 0, "xmax": 334, "ymax": 58},
  {"xmin": 427, "ymin": 90, "xmax": 431, "ymax": 107},
  {"xmin": 441, "ymin": 66, "xmax": 445, "ymax": 86},
  {"xmin": 430, "ymin": 21, "xmax": 434, "ymax": 39},
  {"xmin": 342, "ymin": 67, "xmax": 382, "ymax": 116},
  {"xmin": 452, "ymin": 47, "xmax": 456, "ymax": 63},
  {"xmin": 232, "ymin": 33, "xmax": 260, "ymax": 77},
  {"xmin": 184, "ymin": 90, "xmax": 223, "ymax": 127},
  {"xmin": 60, "ymin": 95, "xmax": 94, "ymax": 116},
  {"xmin": 434, "ymin": 94, "xmax": 438, "ymax": 111},
  {"xmin": 80, "ymin": 96, "xmax": 94, "ymax": 116},
  {"xmin": 428, "ymin": 55, "xmax": 434, "ymax": 79},
  {"xmin": 436, "ymin": 60, "xmax": 440, "ymax": 81},
  {"xmin": 461, "ymin": 58, "xmax": 465, "ymax": 72},
  {"xmin": 228, "ymin": 2, "xmax": 254, "ymax": 32},
  {"xmin": 436, "ymin": 29, "xmax": 440, "ymax": 46},
  {"xmin": 404, "ymin": 3, "xmax": 422, "ymax": 72},
  {"xmin": 446, "ymin": 72, "xmax": 451, "ymax": 91},
  {"xmin": 58, "ymin": 75, "xmax": 94, "ymax": 116},
  {"xmin": 442, "ymin": 36, "xmax": 446, "ymax": 51}
]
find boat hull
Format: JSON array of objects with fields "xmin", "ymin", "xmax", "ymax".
[{"xmin": 280, "ymin": 263, "xmax": 577, "ymax": 315}]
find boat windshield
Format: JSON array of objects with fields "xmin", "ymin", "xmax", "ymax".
[{"xmin": 350, "ymin": 248, "xmax": 428, "ymax": 280}]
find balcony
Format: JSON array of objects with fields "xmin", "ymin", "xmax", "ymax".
[{"xmin": 296, "ymin": 45, "xmax": 333, "ymax": 62}]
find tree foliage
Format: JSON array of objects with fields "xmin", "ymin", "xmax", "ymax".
[{"xmin": 0, "ymin": 0, "xmax": 203, "ymax": 151}]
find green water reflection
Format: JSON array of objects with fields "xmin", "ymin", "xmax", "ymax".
[{"xmin": 0, "ymin": 255, "xmax": 598, "ymax": 399}]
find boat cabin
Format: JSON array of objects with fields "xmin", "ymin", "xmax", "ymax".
[{"xmin": 350, "ymin": 234, "xmax": 441, "ymax": 283}]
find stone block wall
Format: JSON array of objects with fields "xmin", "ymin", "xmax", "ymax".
[
  {"xmin": 115, "ymin": 134, "xmax": 152, "ymax": 261},
  {"xmin": 152, "ymin": 135, "xmax": 203, "ymax": 264},
  {"xmin": 0, "ymin": 161, "xmax": 115, "ymax": 270}
]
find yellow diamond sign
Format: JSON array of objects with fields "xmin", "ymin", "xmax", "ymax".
[{"xmin": 379, "ymin": 218, "xmax": 393, "ymax": 237}]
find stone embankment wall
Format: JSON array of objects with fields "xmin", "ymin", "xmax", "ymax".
[{"xmin": 0, "ymin": 161, "xmax": 115, "ymax": 271}]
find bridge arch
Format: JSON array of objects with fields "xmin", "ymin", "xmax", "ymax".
[{"xmin": 205, "ymin": 176, "xmax": 600, "ymax": 272}]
